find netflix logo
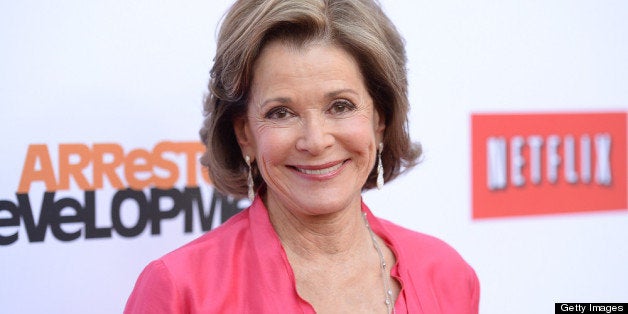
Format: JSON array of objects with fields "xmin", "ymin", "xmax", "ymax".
[{"xmin": 471, "ymin": 112, "xmax": 627, "ymax": 219}]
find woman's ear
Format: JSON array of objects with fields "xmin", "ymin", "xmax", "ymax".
[{"xmin": 233, "ymin": 116, "xmax": 255, "ymax": 159}]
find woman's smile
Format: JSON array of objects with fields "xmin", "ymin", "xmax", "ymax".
[{"xmin": 290, "ymin": 159, "xmax": 348, "ymax": 177}]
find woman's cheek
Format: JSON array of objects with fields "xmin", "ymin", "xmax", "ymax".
[{"xmin": 254, "ymin": 126, "xmax": 294, "ymax": 161}]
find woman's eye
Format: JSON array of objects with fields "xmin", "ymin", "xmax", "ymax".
[
  {"xmin": 265, "ymin": 107, "xmax": 293, "ymax": 120},
  {"xmin": 329, "ymin": 100, "xmax": 356, "ymax": 115}
]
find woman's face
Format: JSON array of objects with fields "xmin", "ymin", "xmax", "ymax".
[{"xmin": 235, "ymin": 40, "xmax": 385, "ymax": 217}]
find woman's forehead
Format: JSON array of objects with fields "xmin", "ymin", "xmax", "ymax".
[{"xmin": 250, "ymin": 41, "xmax": 366, "ymax": 95}]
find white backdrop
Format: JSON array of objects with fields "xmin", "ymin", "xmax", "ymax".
[{"xmin": 1, "ymin": 1, "xmax": 627, "ymax": 313}]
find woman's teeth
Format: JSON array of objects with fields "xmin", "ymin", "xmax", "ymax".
[{"xmin": 296, "ymin": 162, "xmax": 343, "ymax": 175}]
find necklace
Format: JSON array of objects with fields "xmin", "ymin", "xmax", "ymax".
[{"xmin": 362, "ymin": 212, "xmax": 396, "ymax": 314}]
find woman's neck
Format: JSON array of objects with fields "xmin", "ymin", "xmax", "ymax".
[
  {"xmin": 265, "ymin": 193, "xmax": 369, "ymax": 260},
  {"xmin": 262, "ymin": 192, "xmax": 401, "ymax": 313}
]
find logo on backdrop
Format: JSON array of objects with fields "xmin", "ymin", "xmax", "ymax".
[
  {"xmin": 0, "ymin": 141, "xmax": 246, "ymax": 246},
  {"xmin": 471, "ymin": 112, "xmax": 627, "ymax": 219}
]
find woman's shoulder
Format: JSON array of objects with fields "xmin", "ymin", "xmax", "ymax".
[
  {"xmin": 159, "ymin": 207, "xmax": 252, "ymax": 268},
  {"xmin": 377, "ymin": 217, "xmax": 476, "ymax": 274},
  {"xmin": 127, "ymin": 207, "xmax": 252, "ymax": 290},
  {"xmin": 125, "ymin": 208, "xmax": 255, "ymax": 313},
  {"xmin": 125, "ymin": 204, "xmax": 281, "ymax": 313}
]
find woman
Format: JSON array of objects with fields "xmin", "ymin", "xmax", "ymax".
[{"xmin": 125, "ymin": 0, "xmax": 479, "ymax": 313}]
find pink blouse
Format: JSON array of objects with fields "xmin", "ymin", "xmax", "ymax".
[{"xmin": 125, "ymin": 196, "xmax": 479, "ymax": 313}]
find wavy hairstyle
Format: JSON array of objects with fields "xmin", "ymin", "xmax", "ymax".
[{"xmin": 200, "ymin": 0, "xmax": 421, "ymax": 198}]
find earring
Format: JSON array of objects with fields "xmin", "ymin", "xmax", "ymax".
[
  {"xmin": 245, "ymin": 155, "xmax": 255, "ymax": 201},
  {"xmin": 377, "ymin": 143, "xmax": 384, "ymax": 190}
]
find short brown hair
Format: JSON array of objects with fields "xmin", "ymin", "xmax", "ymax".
[{"xmin": 200, "ymin": 0, "xmax": 421, "ymax": 198}]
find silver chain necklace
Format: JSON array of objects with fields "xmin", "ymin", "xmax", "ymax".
[{"xmin": 362, "ymin": 212, "xmax": 396, "ymax": 314}]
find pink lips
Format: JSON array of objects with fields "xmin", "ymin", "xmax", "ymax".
[{"xmin": 291, "ymin": 160, "xmax": 348, "ymax": 177}]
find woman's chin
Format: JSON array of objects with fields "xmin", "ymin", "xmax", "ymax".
[{"xmin": 272, "ymin": 187, "xmax": 361, "ymax": 216}]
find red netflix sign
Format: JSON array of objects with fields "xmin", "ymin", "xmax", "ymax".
[{"xmin": 471, "ymin": 112, "xmax": 627, "ymax": 219}]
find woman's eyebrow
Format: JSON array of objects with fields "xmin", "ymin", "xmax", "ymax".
[
  {"xmin": 259, "ymin": 97, "xmax": 291, "ymax": 109},
  {"xmin": 325, "ymin": 88, "xmax": 359, "ymax": 99}
]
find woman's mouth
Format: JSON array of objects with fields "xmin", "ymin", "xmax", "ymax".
[{"xmin": 293, "ymin": 160, "xmax": 346, "ymax": 175}]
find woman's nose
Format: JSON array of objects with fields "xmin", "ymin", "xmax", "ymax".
[{"xmin": 295, "ymin": 114, "xmax": 334, "ymax": 155}]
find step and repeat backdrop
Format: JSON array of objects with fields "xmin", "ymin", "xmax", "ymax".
[{"xmin": 1, "ymin": 1, "xmax": 626, "ymax": 313}]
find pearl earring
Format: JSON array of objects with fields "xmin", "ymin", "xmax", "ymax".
[
  {"xmin": 245, "ymin": 155, "xmax": 254, "ymax": 201},
  {"xmin": 377, "ymin": 143, "xmax": 384, "ymax": 190}
]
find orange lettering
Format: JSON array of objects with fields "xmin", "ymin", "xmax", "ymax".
[
  {"xmin": 125, "ymin": 149, "xmax": 152, "ymax": 190},
  {"xmin": 174, "ymin": 142, "xmax": 205, "ymax": 187},
  {"xmin": 152, "ymin": 141, "xmax": 179, "ymax": 189},
  {"xmin": 93, "ymin": 143, "xmax": 125, "ymax": 189},
  {"xmin": 18, "ymin": 144, "xmax": 58, "ymax": 193},
  {"xmin": 18, "ymin": 141, "xmax": 214, "ymax": 193},
  {"xmin": 58, "ymin": 144, "xmax": 93, "ymax": 190}
]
